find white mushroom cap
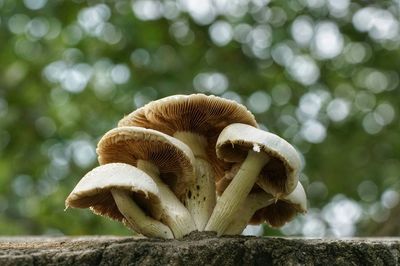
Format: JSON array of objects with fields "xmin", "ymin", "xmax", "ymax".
[
  {"xmin": 65, "ymin": 163, "xmax": 162, "ymax": 221},
  {"xmin": 216, "ymin": 123, "xmax": 301, "ymax": 196},
  {"xmin": 283, "ymin": 180, "xmax": 307, "ymax": 212}
]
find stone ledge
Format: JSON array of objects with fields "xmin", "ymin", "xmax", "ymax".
[{"xmin": 0, "ymin": 232, "xmax": 399, "ymax": 266}]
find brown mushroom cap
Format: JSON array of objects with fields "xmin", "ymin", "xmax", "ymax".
[
  {"xmin": 65, "ymin": 163, "xmax": 161, "ymax": 221},
  {"xmin": 117, "ymin": 94, "xmax": 258, "ymax": 178},
  {"xmin": 216, "ymin": 123, "xmax": 301, "ymax": 196},
  {"xmin": 97, "ymin": 126, "xmax": 196, "ymax": 200}
]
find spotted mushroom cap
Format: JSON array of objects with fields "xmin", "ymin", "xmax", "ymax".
[
  {"xmin": 97, "ymin": 126, "xmax": 196, "ymax": 200},
  {"xmin": 118, "ymin": 94, "xmax": 258, "ymax": 179},
  {"xmin": 216, "ymin": 123, "xmax": 301, "ymax": 196},
  {"xmin": 65, "ymin": 163, "xmax": 162, "ymax": 222}
]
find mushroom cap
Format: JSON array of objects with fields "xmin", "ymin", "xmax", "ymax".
[
  {"xmin": 97, "ymin": 126, "xmax": 196, "ymax": 200},
  {"xmin": 65, "ymin": 163, "xmax": 161, "ymax": 222},
  {"xmin": 253, "ymin": 182, "xmax": 307, "ymax": 227},
  {"xmin": 216, "ymin": 123, "xmax": 301, "ymax": 196},
  {"xmin": 118, "ymin": 94, "xmax": 258, "ymax": 178}
]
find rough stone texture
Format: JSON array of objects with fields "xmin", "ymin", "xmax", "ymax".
[{"xmin": 1, "ymin": 232, "xmax": 399, "ymax": 266}]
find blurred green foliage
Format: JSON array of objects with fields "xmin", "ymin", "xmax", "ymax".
[{"xmin": 0, "ymin": 0, "xmax": 399, "ymax": 236}]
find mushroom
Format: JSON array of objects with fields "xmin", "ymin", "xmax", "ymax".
[
  {"xmin": 223, "ymin": 182, "xmax": 307, "ymax": 235},
  {"xmin": 118, "ymin": 94, "xmax": 257, "ymax": 230},
  {"xmin": 97, "ymin": 126, "xmax": 197, "ymax": 239},
  {"xmin": 262, "ymin": 181, "xmax": 307, "ymax": 228},
  {"xmin": 205, "ymin": 123, "xmax": 301, "ymax": 234},
  {"xmin": 65, "ymin": 163, "xmax": 173, "ymax": 239}
]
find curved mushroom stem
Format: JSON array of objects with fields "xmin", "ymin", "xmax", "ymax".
[
  {"xmin": 173, "ymin": 131, "xmax": 216, "ymax": 230},
  {"xmin": 137, "ymin": 160, "xmax": 197, "ymax": 239},
  {"xmin": 223, "ymin": 192, "xmax": 274, "ymax": 235},
  {"xmin": 111, "ymin": 189, "xmax": 174, "ymax": 239},
  {"xmin": 205, "ymin": 150, "xmax": 269, "ymax": 235}
]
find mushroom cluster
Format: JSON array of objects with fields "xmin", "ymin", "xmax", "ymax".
[{"xmin": 65, "ymin": 94, "xmax": 307, "ymax": 238}]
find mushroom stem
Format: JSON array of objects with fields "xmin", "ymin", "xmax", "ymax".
[
  {"xmin": 189, "ymin": 158, "xmax": 215, "ymax": 230},
  {"xmin": 223, "ymin": 192, "xmax": 274, "ymax": 235},
  {"xmin": 173, "ymin": 131, "xmax": 216, "ymax": 230},
  {"xmin": 205, "ymin": 150, "xmax": 269, "ymax": 235},
  {"xmin": 111, "ymin": 189, "xmax": 174, "ymax": 239},
  {"xmin": 137, "ymin": 160, "xmax": 197, "ymax": 239}
]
